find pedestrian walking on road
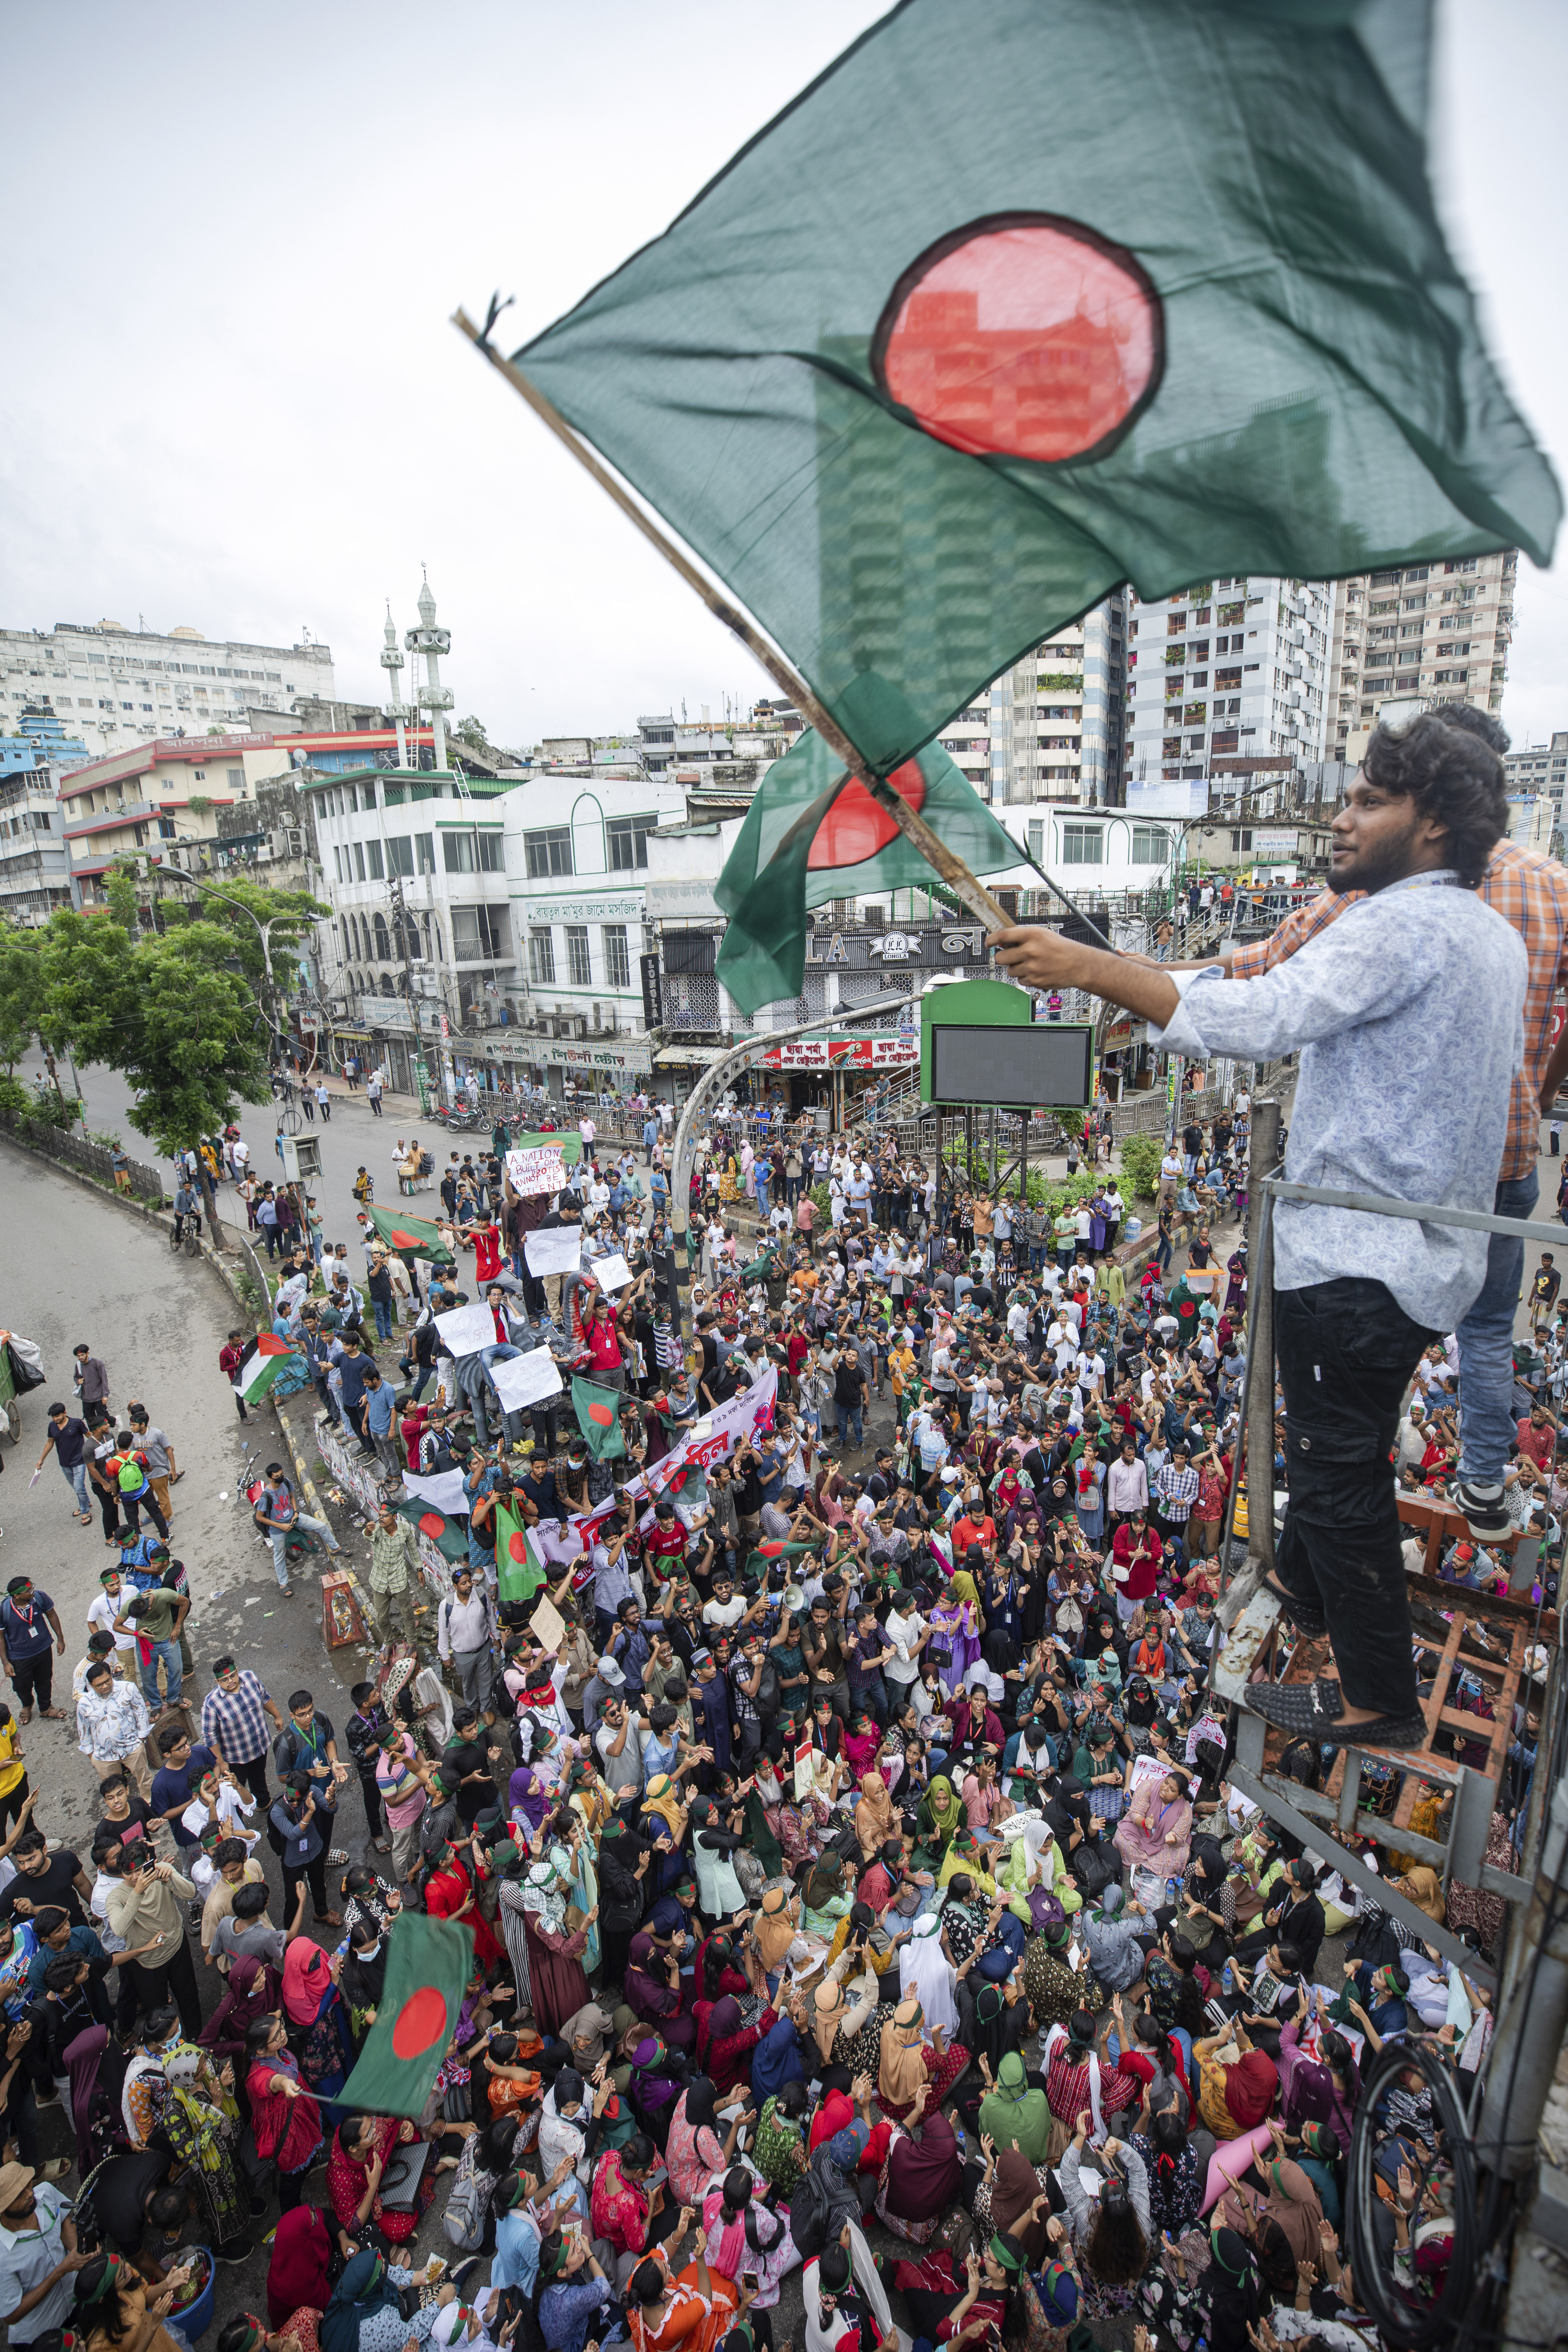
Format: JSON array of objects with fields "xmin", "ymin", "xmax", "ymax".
[
  {"xmin": 35, "ymin": 1405, "xmax": 92, "ymax": 1524},
  {"xmin": 125, "ymin": 1405, "xmax": 181, "ymax": 1531},
  {"xmin": 316, "ymin": 1081, "xmax": 331, "ymax": 1123},
  {"xmin": 71, "ymin": 1344, "xmax": 110, "ymax": 1421},
  {"xmin": 366, "ymin": 1505, "xmax": 420, "ymax": 1648},
  {"xmin": 366, "ymin": 1070, "xmax": 384, "ymax": 1116},
  {"xmin": 0, "ymin": 1579, "xmax": 65, "ymax": 1724},
  {"xmin": 300, "ymin": 1087, "xmax": 315, "ymax": 1124}
]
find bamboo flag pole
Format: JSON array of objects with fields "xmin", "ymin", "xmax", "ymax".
[{"xmin": 453, "ymin": 306, "xmax": 1014, "ymax": 933}]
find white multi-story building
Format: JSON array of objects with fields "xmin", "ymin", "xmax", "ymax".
[
  {"xmin": 1324, "ymin": 551, "xmax": 1515, "ymax": 760},
  {"xmin": 930, "ymin": 593, "xmax": 1128, "ymax": 807},
  {"xmin": 1504, "ymin": 732, "xmax": 1567, "ymax": 845},
  {"xmin": 0, "ymin": 621, "xmax": 336, "ymax": 762},
  {"xmin": 0, "ymin": 764, "xmax": 73, "ymax": 923},
  {"xmin": 1124, "ymin": 574, "xmax": 1331, "ymax": 802}
]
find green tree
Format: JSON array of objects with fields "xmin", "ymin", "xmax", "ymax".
[
  {"xmin": 455, "ymin": 714, "xmax": 492, "ymax": 753},
  {"xmin": 0, "ymin": 924, "xmax": 46, "ymax": 1072}
]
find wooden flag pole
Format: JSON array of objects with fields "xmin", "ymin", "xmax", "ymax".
[{"xmin": 453, "ymin": 306, "xmax": 1014, "ymax": 933}]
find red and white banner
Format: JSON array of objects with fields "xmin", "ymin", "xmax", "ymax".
[{"xmin": 760, "ymin": 1035, "xmax": 917, "ymax": 1070}]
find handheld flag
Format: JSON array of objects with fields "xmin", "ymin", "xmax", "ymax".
[
  {"xmin": 508, "ymin": 0, "xmax": 1557, "ymax": 779},
  {"xmin": 340, "ymin": 1912, "xmax": 472, "ymax": 2120},
  {"xmin": 362, "ymin": 1205, "xmax": 454, "ymax": 1265},
  {"xmin": 393, "ymin": 1496, "xmax": 468, "ymax": 1565},
  {"xmin": 716, "ymin": 730, "xmax": 1018, "ymax": 1011},
  {"xmin": 230, "ymin": 1334, "xmax": 291, "ymax": 1406},
  {"xmin": 572, "ymin": 1376, "xmax": 626, "ymax": 1462},
  {"xmin": 495, "ymin": 1498, "xmax": 545, "ymax": 1606}
]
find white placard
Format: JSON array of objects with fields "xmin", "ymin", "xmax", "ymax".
[
  {"xmin": 488, "ymin": 1346, "xmax": 565, "ymax": 1412},
  {"xmin": 433, "ymin": 1301, "xmax": 499, "ymax": 1359},
  {"xmin": 507, "ymin": 1147, "xmax": 569, "ymax": 1198},
  {"xmin": 525, "ymin": 1226, "xmax": 583, "ymax": 1276},
  {"xmin": 589, "ymin": 1251, "xmax": 634, "ymax": 1293},
  {"xmin": 403, "ymin": 1468, "xmax": 469, "ymax": 1518}
]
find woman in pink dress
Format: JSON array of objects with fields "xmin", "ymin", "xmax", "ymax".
[{"xmin": 1113, "ymin": 1766, "xmax": 1194, "ymax": 1886}]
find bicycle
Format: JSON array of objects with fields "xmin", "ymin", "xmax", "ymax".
[{"xmin": 169, "ymin": 1216, "xmax": 202, "ymax": 1259}]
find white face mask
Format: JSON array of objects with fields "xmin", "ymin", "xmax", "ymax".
[{"xmin": 358, "ymin": 1941, "xmax": 381, "ymax": 1963}]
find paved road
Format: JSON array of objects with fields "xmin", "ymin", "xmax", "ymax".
[{"xmin": 0, "ymin": 1134, "xmax": 422, "ymax": 2309}]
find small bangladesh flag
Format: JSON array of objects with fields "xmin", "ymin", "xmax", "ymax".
[
  {"xmin": 362, "ymin": 1204, "xmax": 454, "ymax": 1265},
  {"xmin": 393, "ymin": 1496, "xmax": 468, "ymax": 1564},
  {"xmin": 715, "ymin": 731, "xmax": 1019, "ymax": 1012},
  {"xmin": 745, "ymin": 1539, "xmax": 815, "ymax": 1581},
  {"xmin": 339, "ymin": 1912, "xmax": 472, "ymax": 2120},
  {"xmin": 572, "ymin": 1376, "xmax": 626, "ymax": 1462},
  {"xmin": 511, "ymin": 0, "xmax": 1558, "ymax": 780},
  {"xmin": 230, "ymin": 1333, "xmax": 292, "ymax": 1405},
  {"xmin": 494, "ymin": 1498, "xmax": 545, "ymax": 1607}
]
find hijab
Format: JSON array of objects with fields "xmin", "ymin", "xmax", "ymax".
[
  {"xmin": 624, "ymin": 1933, "xmax": 674, "ymax": 2020},
  {"xmin": 561, "ymin": 2001, "xmax": 616, "ymax": 2068},
  {"xmin": 899, "ymin": 1911, "xmax": 954, "ymax": 2023},
  {"xmin": 700, "ymin": 1997, "xmax": 743, "ymax": 2067},
  {"xmin": 855, "ymin": 1771, "xmax": 898, "ymax": 1851},
  {"xmin": 64, "ymin": 2025, "xmax": 124, "ymax": 2179},
  {"xmin": 267, "ymin": 2202, "xmax": 332, "ymax": 2331},
  {"xmin": 884, "ymin": 2104, "xmax": 961, "ymax": 2226},
  {"xmin": 523, "ymin": 1860, "xmax": 568, "ymax": 1936},
  {"xmin": 282, "ymin": 1939, "xmax": 334, "ymax": 2028},
  {"xmin": 812, "ymin": 1978, "xmax": 847, "ymax": 2065},
  {"xmin": 976, "ymin": 2049, "xmax": 1051, "ymax": 2166},
  {"xmin": 878, "ymin": 1999, "xmax": 928, "ymax": 2109},
  {"xmin": 1198, "ymin": 2225, "xmax": 1262, "ymax": 2352},
  {"xmin": 642, "ymin": 1776, "xmax": 686, "ymax": 1842},
  {"xmin": 802, "ymin": 1851, "xmax": 845, "ymax": 1916},
  {"xmin": 922, "ymin": 1775, "xmax": 963, "ymax": 1843},
  {"xmin": 991, "ymin": 2147, "xmax": 1050, "ymax": 2266},
  {"xmin": 322, "ymin": 2249, "xmax": 398, "ymax": 2352},
  {"xmin": 754, "ymin": 1886, "xmax": 795, "ymax": 1973},
  {"xmin": 1398, "ymin": 1866, "xmax": 1445, "ymax": 1925},
  {"xmin": 1222, "ymin": 2048, "xmax": 1279, "ymax": 2132},
  {"xmin": 1257, "ymin": 2157, "xmax": 1323, "ymax": 2269},
  {"xmin": 802, "ymin": 2120, "xmax": 867, "ymax": 2250},
  {"xmin": 751, "ymin": 2010, "xmax": 806, "ymax": 2104}
]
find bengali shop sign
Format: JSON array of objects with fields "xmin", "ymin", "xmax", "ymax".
[{"xmin": 759, "ymin": 1033, "xmax": 917, "ymax": 1070}]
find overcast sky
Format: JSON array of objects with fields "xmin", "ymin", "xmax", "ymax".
[{"xmin": 4, "ymin": 1, "xmax": 1564, "ymax": 752}]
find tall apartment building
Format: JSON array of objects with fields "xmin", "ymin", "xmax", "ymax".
[
  {"xmin": 1124, "ymin": 575, "xmax": 1331, "ymax": 797},
  {"xmin": 0, "ymin": 764, "xmax": 73, "ymax": 923},
  {"xmin": 1324, "ymin": 550, "xmax": 1515, "ymax": 757},
  {"xmin": 0, "ymin": 621, "xmax": 336, "ymax": 762},
  {"xmin": 930, "ymin": 592, "xmax": 1128, "ymax": 806}
]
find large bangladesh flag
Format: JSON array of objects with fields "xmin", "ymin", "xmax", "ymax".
[
  {"xmin": 340, "ymin": 1912, "xmax": 472, "ymax": 2120},
  {"xmin": 362, "ymin": 1204, "xmax": 454, "ymax": 1266},
  {"xmin": 494, "ymin": 1498, "xmax": 545, "ymax": 1606},
  {"xmin": 716, "ymin": 730, "xmax": 1018, "ymax": 1010},
  {"xmin": 511, "ymin": 0, "xmax": 1558, "ymax": 778},
  {"xmin": 572, "ymin": 1376, "xmax": 626, "ymax": 1462}
]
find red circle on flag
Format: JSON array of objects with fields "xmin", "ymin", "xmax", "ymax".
[
  {"xmin": 391, "ymin": 1984, "xmax": 448, "ymax": 2059},
  {"xmin": 588, "ymin": 1402, "xmax": 615, "ymax": 1428},
  {"xmin": 808, "ymin": 759, "xmax": 926, "ymax": 873},
  {"xmin": 418, "ymin": 1511, "xmax": 446, "ymax": 1539},
  {"xmin": 508, "ymin": 1531, "xmax": 530, "ymax": 1562},
  {"xmin": 389, "ymin": 1228, "xmax": 423, "ymax": 1250},
  {"xmin": 873, "ymin": 214, "xmax": 1162, "ymax": 464}
]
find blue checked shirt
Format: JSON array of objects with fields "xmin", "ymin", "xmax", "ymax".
[
  {"xmin": 200, "ymin": 1669, "xmax": 273, "ymax": 1767},
  {"xmin": 1155, "ymin": 1464, "xmax": 1200, "ymax": 1525}
]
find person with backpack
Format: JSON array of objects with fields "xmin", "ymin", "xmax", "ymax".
[
  {"xmin": 252, "ymin": 1463, "xmax": 344, "ymax": 1599},
  {"xmin": 101, "ymin": 1433, "xmax": 167, "ymax": 1543}
]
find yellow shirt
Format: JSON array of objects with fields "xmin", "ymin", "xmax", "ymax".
[
  {"xmin": 0, "ymin": 1719, "xmax": 25, "ymax": 1800},
  {"xmin": 889, "ymin": 1346, "xmax": 917, "ymax": 1396}
]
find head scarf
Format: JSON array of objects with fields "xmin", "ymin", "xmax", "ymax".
[
  {"xmin": 922, "ymin": 1775, "xmax": 963, "ymax": 1844},
  {"xmin": 855, "ymin": 1771, "xmax": 898, "ymax": 1852},
  {"xmin": 267, "ymin": 2203, "xmax": 332, "ymax": 2332},
  {"xmin": 878, "ymin": 1999, "xmax": 929, "ymax": 2109},
  {"xmin": 1397, "ymin": 1865, "xmax": 1446, "ymax": 1924},
  {"xmin": 801, "ymin": 2119, "xmax": 868, "ymax": 2253},
  {"xmin": 812, "ymin": 1977, "xmax": 847, "ymax": 2065},
  {"xmin": 991, "ymin": 2148, "xmax": 1050, "ymax": 2265},
  {"xmin": 754, "ymin": 1885, "xmax": 795, "ymax": 1973},
  {"xmin": 802, "ymin": 1850, "xmax": 845, "ymax": 1916},
  {"xmin": 682, "ymin": 2075, "xmax": 719, "ymax": 2138},
  {"xmin": 976, "ymin": 2049, "xmax": 1051, "ymax": 2166},
  {"xmin": 1259, "ymin": 2157, "xmax": 1324, "ymax": 2269},
  {"xmin": 751, "ymin": 2010, "xmax": 807, "ymax": 2104},
  {"xmin": 321, "ymin": 2250, "xmax": 398, "ymax": 2352},
  {"xmin": 523, "ymin": 1860, "xmax": 568, "ymax": 1936},
  {"xmin": 642, "ymin": 1775, "xmax": 685, "ymax": 1841},
  {"xmin": 562, "ymin": 2001, "xmax": 616, "ymax": 2068},
  {"xmin": 1222, "ymin": 2048, "xmax": 1279, "ymax": 2132},
  {"xmin": 282, "ymin": 1938, "xmax": 334, "ymax": 2028},
  {"xmin": 883, "ymin": 2101, "xmax": 961, "ymax": 2227},
  {"xmin": 64, "ymin": 2025, "xmax": 124, "ymax": 2181},
  {"xmin": 623, "ymin": 1933, "xmax": 673, "ymax": 2021},
  {"xmin": 1199, "ymin": 2226, "xmax": 1262, "ymax": 2352}
]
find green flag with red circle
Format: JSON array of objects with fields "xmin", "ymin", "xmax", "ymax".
[
  {"xmin": 495, "ymin": 1497, "xmax": 545, "ymax": 1606},
  {"xmin": 363, "ymin": 1204, "xmax": 455, "ymax": 1265},
  {"xmin": 392, "ymin": 1495, "xmax": 468, "ymax": 1564},
  {"xmin": 572, "ymin": 1374, "xmax": 626, "ymax": 1463},
  {"xmin": 339, "ymin": 1911, "xmax": 473, "ymax": 2119}
]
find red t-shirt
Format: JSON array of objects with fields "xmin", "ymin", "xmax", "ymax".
[
  {"xmin": 471, "ymin": 1224, "xmax": 502, "ymax": 1283},
  {"xmin": 1517, "ymin": 1418, "xmax": 1554, "ymax": 1470},
  {"xmin": 587, "ymin": 1322, "xmax": 623, "ymax": 1374}
]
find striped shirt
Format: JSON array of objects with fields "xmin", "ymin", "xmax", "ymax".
[
  {"xmin": 200, "ymin": 1670, "xmax": 273, "ymax": 1766},
  {"xmin": 1044, "ymin": 2047, "xmax": 1141, "ymax": 2123},
  {"xmin": 1231, "ymin": 839, "xmax": 1568, "ymax": 1182}
]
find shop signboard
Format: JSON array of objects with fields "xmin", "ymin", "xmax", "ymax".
[{"xmin": 758, "ymin": 1032, "xmax": 918, "ymax": 1070}]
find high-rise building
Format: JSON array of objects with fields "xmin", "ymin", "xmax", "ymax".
[
  {"xmin": 927, "ymin": 591, "xmax": 1127, "ymax": 806},
  {"xmin": 1124, "ymin": 575, "xmax": 1331, "ymax": 798},
  {"xmin": 1324, "ymin": 551, "xmax": 1516, "ymax": 759},
  {"xmin": 0, "ymin": 620, "xmax": 335, "ymax": 763}
]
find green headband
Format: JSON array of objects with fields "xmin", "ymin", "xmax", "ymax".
[
  {"xmin": 360, "ymin": 2256, "xmax": 386, "ymax": 2299},
  {"xmin": 236, "ymin": 2324, "xmax": 267, "ymax": 2352},
  {"xmin": 989, "ymin": 2234, "xmax": 1026, "ymax": 2274},
  {"xmin": 1209, "ymin": 2227, "xmax": 1248, "ymax": 2276},
  {"xmin": 80, "ymin": 2254, "xmax": 132, "ymax": 2307}
]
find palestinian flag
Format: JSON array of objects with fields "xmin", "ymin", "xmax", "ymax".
[
  {"xmin": 716, "ymin": 732, "xmax": 1017, "ymax": 1011},
  {"xmin": 230, "ymin": 1333, "xmax": 291, "ymax": 1405},
  {"xmin": 394, "ymin": 1496, "xmax": 468, "ymax": 1564},
  {"xmin": 511, "ymin": 0, "xmax": 1557, "ymax": 783},
  {"xmin": 340, "ymin": 1912, "xmax": 473, "ymax": 2120},
  {"xmin": 363, "ymin": 1204, "xmax": 454, "ymax": 1265},
  {"xmin": 572, "ymin": 1376, "xmax": 626, "ymax": 1462},
  {"xmin": 495, "ymin": 1498, "xmax": 545, "ymax": 1607}
]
